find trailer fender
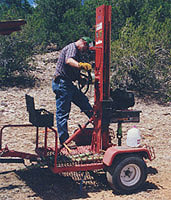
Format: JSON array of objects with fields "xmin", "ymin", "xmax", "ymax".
[{"xmin": 103, "ymin": 146, "xmax": 152, "ymax": 167}]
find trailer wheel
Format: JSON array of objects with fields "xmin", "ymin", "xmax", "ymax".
[{"xmin": 106, "ymin": 156, "xmax": 147, "ymax": 193}]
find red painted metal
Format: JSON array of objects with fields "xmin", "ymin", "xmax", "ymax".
[
  {"xmin": 103, "ymin": 146, "xmax": 152, "ymax": 167},
  {"xmin": 0, "ymin": 20, "xmax": 26, "ymax": 35},
  {"xmin": 0, "ymin": 124, "xmax": 38, "ymax": 160},
  {"xmin": 0, "ymin": 124, "xmax": 57, "ymax": 162},
  {"xmin": 91, "ymin": 5, "xmax": 112, "ymax": 153},
  {"xmin": 0, "ymin": 148, "xmax": 39, "ymax": 160},
  {"xmin": 64, "ymin": 117, "xmax": 94, "ymax": 145},
  {"xmin": 0, "ymin": 5, "xmax": 154, "ymax": 175},
  {"xmin": 0, "ymin": 124, "xmax": 33, "ymax": 150},
  {"xmin": 50, "ymin": 145, "xmax": 104, "ymax": 173},
  {"xmin": 50, "ymin": 163, "xmax": 104, "ymax": 173}
]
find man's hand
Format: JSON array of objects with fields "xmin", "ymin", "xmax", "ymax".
[{"xmin": 79, "ymin": 62, "xmax": 92, "ymax": 71}]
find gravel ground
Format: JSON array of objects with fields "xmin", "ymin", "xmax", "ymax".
[{"xmin": 0, "ymin": 52, "xmax": 171, "ymax": 200}]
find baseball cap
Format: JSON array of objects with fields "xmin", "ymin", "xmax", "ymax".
[{"xmin": 82, "ymin": 36, "xmax": 93, "ymax": 47}]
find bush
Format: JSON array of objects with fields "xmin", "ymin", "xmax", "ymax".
[
  {"xmin": 110, "ymin": 16, "xmax": 171, "ymax": 102},
  {"xmin": 0, "ymin": 33, "xmax": 33, "ymax": 85}
]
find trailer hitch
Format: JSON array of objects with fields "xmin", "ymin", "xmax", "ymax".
[{"xmin": 0, "ymin": 158, "xmax": 24, "ymax": 164}]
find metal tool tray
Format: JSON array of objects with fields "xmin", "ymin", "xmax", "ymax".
[{"xmin": 110, "ymin": 110, "xmax": 141, "ymax": 123}]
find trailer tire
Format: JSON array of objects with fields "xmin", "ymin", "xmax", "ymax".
[{"xmin": 106, "ymin": 156, "xmax": 147, "ymax": 193}]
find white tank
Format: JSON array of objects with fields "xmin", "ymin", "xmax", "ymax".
[{"xmin": 126, "ymin": 126, "xmax": 141, "ymax": 147}]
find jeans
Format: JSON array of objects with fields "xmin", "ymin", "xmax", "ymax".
[{"xmin": 52, "ymin": 78, "xmax": 93, "ymax": 145}]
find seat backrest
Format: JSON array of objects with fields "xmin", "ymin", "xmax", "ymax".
[{"xmin": 25, "ymin": 94, "xmax": 35, "ymax": 113}]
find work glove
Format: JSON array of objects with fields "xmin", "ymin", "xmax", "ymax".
[{"xmin": 79, "ymin": 62, "xmax": 92, "ymax": 71}]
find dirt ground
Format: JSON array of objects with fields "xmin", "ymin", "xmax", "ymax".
[{"xmin": 0, "ymin": 52, "xmax": 171, "ymax": 200}]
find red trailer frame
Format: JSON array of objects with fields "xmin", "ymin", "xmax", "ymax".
[{"xmin": 0, "ymin": 5, "xmax": 155, "ymax": 193}]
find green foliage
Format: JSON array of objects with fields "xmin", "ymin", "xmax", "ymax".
[
  {"xmin": 0, "ymin": 0, "xmax": 34, "ymax": 86},
  {"xmin": 0, "ymin": 0, "xmax": 170, "ymax": 101},
  {"xmin": 28, "ymin": 0, "xmax": 81, "ymax": 49},
  {"xmin": 0, "ymin": 33, "xmax": 33, "ymax": 84},
  {"xmin": 0, "ymin": 0, "xmax": 33, "ymax": 19},
  {"xmin": 26, "ymin": 0, "xmax": 109, "ymax": 49},
  {"xmin": 60, "ymin": 1, "xmax": 96, "ymax": 44},
  {"xmin": 110, "ymin": 4, "xmax": 171, "ymax": 101}
]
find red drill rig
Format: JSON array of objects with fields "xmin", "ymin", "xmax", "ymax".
[{"xmin": 0, "ymin": 5, "xmax": 155, "ymax": 193}]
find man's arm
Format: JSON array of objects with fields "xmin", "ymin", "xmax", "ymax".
[
  {"xmin": 66, "ymin": 58, "xmax": 92, "ymax": 71},
  {"xmin": 65, "ymin": 58, "xmax": 80, "ymax": 68}
]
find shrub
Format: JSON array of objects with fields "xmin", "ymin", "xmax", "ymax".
[
  {"xmin": 0, "ymin": 32, "xmax": 33, "ymax": 85},
  {"xmin": 110, "ymin": 16, "xmax": 171, "ymax": 102}
]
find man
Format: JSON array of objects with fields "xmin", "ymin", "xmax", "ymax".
[{"xmin": 52, "ymin": 37, "xmax": 93, "ymax": 146}]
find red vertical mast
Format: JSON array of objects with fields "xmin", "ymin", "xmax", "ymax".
[{"xmin": 92, "ymin": 5, "xmax": 111, "ymax": 152}]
